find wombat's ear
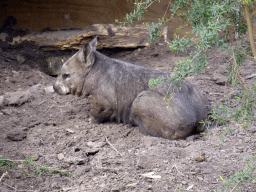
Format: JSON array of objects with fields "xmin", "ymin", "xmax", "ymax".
[{"xmin": 82, "ymin": 38, "xmax": 97, "ymax": 67}]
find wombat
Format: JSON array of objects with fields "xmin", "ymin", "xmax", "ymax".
[{"xmin": 53, "ymin": 37, "xmax": 207, "ymax": 140}]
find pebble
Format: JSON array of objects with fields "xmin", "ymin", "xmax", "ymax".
[
  {"xmin": 212, "ymin": 73, "xmax": 227, "ymax": 85},
  {"xmin": 197, "ymin": 176, "xmax": 204, "ymax": 181},
  {"xmin": 248, "ymin": 126, "xmax": 256, "ymax": 133},
  {"xmin": 58, "ymin": 153, "xmax": 64, "ymax": 160},
  {"xmin": 0, "ymin": 32, "xmax": 8, "ymax": 42},
  {"xmin": 65, "ymin": 129, "xmax": 75, "ymax": 133},
  {"xmin": 111, "ymin": 187, "xmax": 120, "ymax": 192},
  {"xmin": 86, "ymin": 141, "xmax": 106, "ymax": 148}
]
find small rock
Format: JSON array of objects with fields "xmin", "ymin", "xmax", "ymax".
[
  {"xmin": 186, "ymin": 135, "xmax": 196, "ymax": 142},
  {"xmin": 86, "ymin": 141, "xmax": 106, "ymax": 148},
  {"xmin": 169, "ymin": 176, "xmax": 175, "ymax": 181},
  {"xmin": 215, "ymin": 77, "xmax": 227, "ymax": 85},
  {"xmin": 16, "ymin": 54, "xmax": 26, "ymax": 64},
  {"xmin": 194, "ymin": 153, "xmax": 206, "ymax": 162},
  {"xmin": 0, "ymin": 95, "xmax": 4, "ymax": 108},
  {"xmin": 1, "ymin": 108, "xmax": 12, "ymax": 116},
  {"xmin": 248, "ymin": 126, "xmax": 256, "ymax": 133},
  {"xmin": 33, "ymin": 154, "xmax": 40, "ymax": 161},
  {"xmin": 197, "ymin": 176, "xmax": 204, "ymax": 181},
  {"xmin": 44, "ymin": 86, "xmax": 55, "ymax": 93},
  {"xmin": 186, "ymin": 184, "xmax": 194, "ymax": 191},
  {"xmin": 181, "ymin": 181, "xmax": 187, "ymax": 185},
  {"xmin": 7, "ymin": 130, "xmax": 27, "ymax": 141},
  {"xmin": 62, "ymin": 187, "xmax": 72, "ymax": 192},
  {"xmin": 5, "ymin": 76, "xmax": 10, "ymax": 83},
  {"xmin": 195, "ymin": 168, "xmax": 201, "ymax": 173},
  {"xmin": 65, "ymin": 129, "xmax": 75, "ymax": 133},
  {"xmin": 212, "ymin": 73, "xmax": 227, "ymax": 85},
  {"xmin": 111, "ymin": 187, "xmax": 120, "ymax": 192},
  {"xmin": 58, "ymin": 153, "xmax": 65, "ymax": 160},
  {"xmin": 0, "ymin": 33, "xmax": 9, "ymax": 42},
  {"xmin": 85, "ymin": 148, "xmax": 100, "ymax": 156}
]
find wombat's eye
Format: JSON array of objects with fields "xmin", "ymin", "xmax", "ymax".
[{"xmin": 62, "ymin": 74, "xmax": 70, "ymax": 79}]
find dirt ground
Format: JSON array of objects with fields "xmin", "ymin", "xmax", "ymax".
[{"xmin": 0, "ymin": 29, "xmax": 256, "ymax": 192}]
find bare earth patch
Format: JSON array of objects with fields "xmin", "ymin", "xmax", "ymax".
[{"xmin": 0, "ymin": 35, "xmax": 256, "ymax": 191}]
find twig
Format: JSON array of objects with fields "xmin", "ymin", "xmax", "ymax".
[
  {"xmin": 0, "ymin": 171, "xmax": 7, "ymax": 182},
  {"xmin": 0, "ymin": 158, "xmax": 24, "ymax": 163},
  {"xmin": 163, "ymin": 2, "xmax": 170, "ymax": 19},
  {"xmin": 145, "ymin": 1, "xmax": 154, "ymax": 10},
  {"xmin": 105, "ymin": 137, "xmax": 122, "ymax": 156},
  {"xmin": 230, "ymin": 182, "xmax": 239, "ymax": 192},
  {"xmin": 40, "ymin": 139, "xmax": 46, "ymax": 145}
]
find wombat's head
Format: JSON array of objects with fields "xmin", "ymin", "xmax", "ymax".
[{"xmin": 53, "ymin": 37, "xmax": 97, "ymax": 96}]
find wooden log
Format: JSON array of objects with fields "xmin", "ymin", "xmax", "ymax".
[{"xmin": 11, "ymin": 24, "xmax": 169, "ymax": 51}]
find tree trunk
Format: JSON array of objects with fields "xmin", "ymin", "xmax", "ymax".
[{"xmin": 243, "ymin": 1, "xmax": 256, "ymax": 62}]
